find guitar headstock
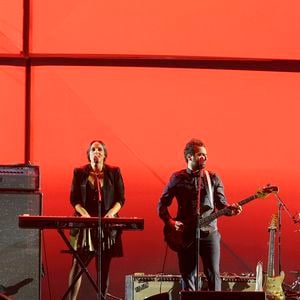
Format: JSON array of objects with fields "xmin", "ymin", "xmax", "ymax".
[
  {"xmin": 268, "ymin": 214, "xmax": 278, "ymax": 231},
  {"xmin": 256, "ymin": 185, "xmax": 278, "ymax": 198}
]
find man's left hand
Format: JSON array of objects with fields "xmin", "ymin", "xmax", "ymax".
[{"xmin": 228, "ymin": 203, "xmax": 242, "ymax": 216}]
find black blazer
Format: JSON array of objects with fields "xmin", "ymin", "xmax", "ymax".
[
  {"xmin": 70, "ymin": 163, "xmax": 125, "ymax": 256},
  {"xmin": 70, "ymin": 163, "xmax": 125, "ymax": 214}
]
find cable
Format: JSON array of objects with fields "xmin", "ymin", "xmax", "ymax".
[
  {"xmin": 159, "ymin": 243, "xmax": 170, "ymax": 293},
  {"xmin": 42, "ymin": 230, "xmax": 52, "ymax": 300},
  {"xmin": 106, "ymin": 292, "xmax": 123, "ymax": 300}
]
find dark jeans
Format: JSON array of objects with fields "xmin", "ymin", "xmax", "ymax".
[{"xmin": 177, "ymin": 230, "xmax": 221, "ymax": 291}]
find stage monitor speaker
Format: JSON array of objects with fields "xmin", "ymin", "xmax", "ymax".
[
  {"xmin": 180, "ymin": 291, "xmax": 266, "ymax": 300},
  {"xmin": 0, "ymin": 191, "xmax": 42, "ymax": 300},
  {"xmin": 144, "ymin": 293, "xmax": 169, "ymax": 300}
]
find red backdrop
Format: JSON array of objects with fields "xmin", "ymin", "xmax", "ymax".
[{"xmin": 1, "ymin": 1, "xmax": 300, "ymax": 299}]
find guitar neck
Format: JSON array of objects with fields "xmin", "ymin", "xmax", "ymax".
[
  {"xmin": 267, "ymin": 230, "xmax": 276, "ymax": 277},
  {"xmin": 199, "ymin": 194, "xmax": 258, "ymax": 227}
]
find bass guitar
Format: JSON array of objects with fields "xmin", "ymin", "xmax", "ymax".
[
  {"xmin": 263, "ymin": 214, "xmax": 285, "ymax": 300},
  {"xmin": 163, "ymin": 185, "xmax": 278, "ymax": 252}
]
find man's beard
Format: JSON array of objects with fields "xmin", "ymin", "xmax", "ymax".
[{"xmin": 194, "ymin": 160, "xmax": 205, "ymax": 170}]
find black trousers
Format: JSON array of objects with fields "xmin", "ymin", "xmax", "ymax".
[{"xmin": 177, "ymin": 230, "xmax": 221, "ymax": 291}]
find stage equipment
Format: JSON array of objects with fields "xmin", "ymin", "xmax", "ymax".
[
  {"xmin": 0, "ymin": 191, "xmax": 42, "ymax": 300},
  {"xmin": 289, "ymin": 271, "xmax": 300, "ymax": 292},
  {"xmin": 19, "ymin": 215, "xmax": 144, "ymax": 300},
  {"xmin": 263, "ymin": 214, "xmax": 285, "ymax": 299},
  {"xmin": 125, "ymin": 273, "xmax": 257, "ymax": 300},
  {"xmin": 125, "ymin": 274, "xmax": 181, "ymax": 300},
  {"xmin": 164, "ymin": 185, "xmax": 278, "ymax": 252},
  {"xmin": 0, "ymin": 164, "xmax": 39, "ymax": 191},
  {"xmin": 273, "ymin": 190, "xmax": 299, "ymax": 275},
  {"xmin": 144, "ymin": 293, "xmax": 171, "ymax": 300},
  {"xmin": 18, "ymin": 215, "xmax": 144, "ymax": 230},
  {"xmin": 180, "ymin": 291, "xmax": 266, "ymax": 300},
  {"xmin": 284, "ymin": 271, "xmax": 300, "ymax": 300}
]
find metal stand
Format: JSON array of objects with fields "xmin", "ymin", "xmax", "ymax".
[
  {"xmin": 60, "ymin": 229, "xmax": 98, "ymax": 299},
  {"xmin": 277, "ymin": 199, "xmax": 283, "ymax": 275},
  {"xmin": 196, "ymin": 168, "xmax": 203, "ymax": 290},
  {"xmin": 273, "ymin": 192, "xmax": 298, "ymax": 275},
  {"xmin": 94, "ymin": 167, "xmax": 103, "ymax": 300},
  {"xmin": 290, "ymin": 272, "xmax": 300, "ymax": 292},
  {"xmin": 285, "ymin": 271, "xmax": 300, "ymax": 300}
]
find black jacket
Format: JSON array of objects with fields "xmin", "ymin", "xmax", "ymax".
[
  {"xmin": 158, "ymin": 168, "xmax": 228, "ymax": 231},
  {"xmin": 70, "ymin": 163, "xmax": 125, "ymax": 215},
  {"xmin": 70, "ymin": 163, "xmax": 125, "ymax": 256}
]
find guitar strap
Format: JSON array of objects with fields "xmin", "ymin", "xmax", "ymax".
[{"xmin": 204, "ymin": 170, "xmax": 214, "ymax": 209}]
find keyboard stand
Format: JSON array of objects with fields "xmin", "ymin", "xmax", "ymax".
[
  {"xmin": 18, "ymin": 215, "xmax": 144, "ymax": 300},
  {"xmin": 57, "ymin": 229, "xmax": 99, "ymax": 300}
]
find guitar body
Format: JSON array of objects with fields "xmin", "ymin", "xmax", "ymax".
[
  {"xmin": 163, "ymin": 223, "xmax": 210, "ymax": 252},
  {"xmin": 163, "ymin": 225, "xmax": 185, "ymax": 252},
  {"xmin": 264, "ymin": 271, "xmax": 285, "ymax": 300}
]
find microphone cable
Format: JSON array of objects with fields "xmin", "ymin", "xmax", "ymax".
[
  {"xmin": 41, "ymin": 230, "xmax": 53, "ymax": 300},
  {"xmin": 159, "ymin": 243, "xmax": 170, "ymax": 294}
]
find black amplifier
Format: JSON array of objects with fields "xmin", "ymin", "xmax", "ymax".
[{"xmin": 0, "ymin": 164, "xmax": 40, "ymax": 191}]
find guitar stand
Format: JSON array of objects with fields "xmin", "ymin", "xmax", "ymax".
[
  {"xmin": 195, "ymin": 168, "xmax": 204, "ymax": 291},
  {"xmin": 274, "ymin": 192, "xmax": 299, "ymax": 274},
  {"xmin": 290, "ymin": 275, "xmax": 300, "ymax": 292},
  {"xmin": 285, "ymin": 274, "xmax": 300, "ymax": 300},
  {"xmin": 57, "ymin": 229, "xmax": 99, "ymax": 300}
]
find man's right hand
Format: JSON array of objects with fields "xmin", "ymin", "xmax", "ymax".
[{"xmin": 168, "ymin": 219, "xmax": 184, "ymax": 232}]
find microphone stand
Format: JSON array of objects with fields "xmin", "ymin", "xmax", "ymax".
[
  {"xmin": 196, "ymin": 168, "xmax": 203, "ymax": 291},
  {"xmin": 94, "ymin": 164, "xmax": 102, "ymax": 300},
  {"xmin": 273, "ymin": 192, "xmax": 296, "ymax": 275}
]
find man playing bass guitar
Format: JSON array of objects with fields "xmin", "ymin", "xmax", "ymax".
[{"xmin": 158, "ymin": 138, "xmax": 242, "ymax": 291}]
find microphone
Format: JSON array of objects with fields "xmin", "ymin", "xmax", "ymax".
[
  {"xmin": 94, "ymin": 156, "xmax": 99, "ymax": 165},
  {"xmin": 199, "ymin": 156, "xmax": 206, "ymax": 164},
  {"xmin": 93, "ymin": 156, "xmax": 100, "ymax": 174},
  {"xmin": 199, "ymin": 156, "xmax": 206, "ymax": 168}
]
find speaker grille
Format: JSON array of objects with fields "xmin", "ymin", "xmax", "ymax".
[{"xmin": 0, "ymin": 192, "xmax": 42, "ymax": 300}]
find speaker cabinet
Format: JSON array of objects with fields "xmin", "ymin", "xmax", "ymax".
[
  {"xmin": 180, "ymin": 291, "xmax": 266, "ymax": 300},
  {"xmin": 0, "ymin": 191, "xmax": 42, "ymax": 300}
]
